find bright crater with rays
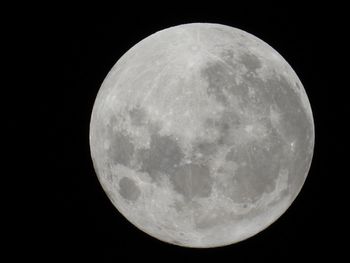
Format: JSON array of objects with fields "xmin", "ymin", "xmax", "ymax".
[{"xmin": 89, "ymin": 23, "xmax": 314, "ymax": 248}]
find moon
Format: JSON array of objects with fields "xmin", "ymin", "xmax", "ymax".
[{"xmin": 89, "ymin": 23, "xmax": 314, "ymax": 248}]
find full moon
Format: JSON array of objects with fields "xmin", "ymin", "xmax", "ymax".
[{"xmin": 89, "ymin": 23, "xmax": 314, "ymax": 248}]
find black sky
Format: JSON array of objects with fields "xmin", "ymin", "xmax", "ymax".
[{"xmin": 33, "ymin": 3, "xmax": 344, "ymax": 262}]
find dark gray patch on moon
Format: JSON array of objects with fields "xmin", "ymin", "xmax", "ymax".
[
  {"xmin": 170, "ymin": 163, "xmax": 213, "ymax": 201},
  {"xmin": 201, "ymin": 51, "xmax": 262, "ymax": 111},
  {"xmin": 194, "ymin": 141, "xmax": 218, "ymax": 157},
  {"xmin": 201, "ymin": 52, "xmax": 313, "ymax": 199},
  {"xmin": 220, "ymin": 49, "xmax": 236, "ymax": 68},
  {"xmin": 129, "ymin": 106, "xmax": 147, "ymax": 126},
  {"xmin": 260, "ymin": 75, "xmax": 314, "ymax": 193},
  {"xmin": 215, "ymin": 112, "xmax": 240, "ymax": 147},
  {"xmin": 107, "ymin": 129, "xmax": 135, "ymax": 166},
  {"xmin": 203, "ymin": 111, "xmax": 241, "ymax": 147},
  {"xmin": 238, "ymin": 75, "xmax": 272, "ymax": 114},
  {"xmin": 118, "ymin": 177, "xmax": 141, "ymax": 201},
  {"xmin": 225, "ymin": 139, "xmax": 285, "ymax": 202},
  {"xmin": 136, "ymin": 132, "xmax": 184, "ymax": 182},
  {"xmin": 221, "ymin": 109, "xmax": 242, "ymax": 127},
  {"xmin": 269, "ymin": 76, "xmax": 311, "ymax": 139},
  {"xmin": 134, "ymin": 127, "xmax": 214, "ymax": 200},
  {"xmin": 239, "ymin": 53, "xmax": 262, "ymax": 72},
  {"xmin": 201, "ymin": 62, "xmax": 234, "ymax": 104}
]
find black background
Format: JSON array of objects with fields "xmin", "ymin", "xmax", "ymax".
[{"xmin": 33, "ymin": 3, "xmax": 344, "ymax": 262}]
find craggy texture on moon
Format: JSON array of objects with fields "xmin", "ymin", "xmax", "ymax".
[{"xmin": 89, "ymin": 23, "xmax": 314, "ymax": 248}]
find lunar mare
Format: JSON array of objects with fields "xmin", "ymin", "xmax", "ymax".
[{"xmin": 90, "ymin": 23, "xmax": 314, "ymax": 247}]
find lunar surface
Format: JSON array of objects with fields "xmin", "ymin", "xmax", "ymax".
[{"xmin": 89, "ymin": 23, "xmax": 314, "ymax": 248}]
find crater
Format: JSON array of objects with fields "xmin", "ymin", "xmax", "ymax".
[
  {"xmin": 169, "ymin": 163, "xmax": 213, "ymax": 201},
  {"xmin": 118, "ymin": 177, "xmax": 141, "ymax": 202}
]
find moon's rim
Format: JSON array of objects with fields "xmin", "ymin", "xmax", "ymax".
[{"xmin": 89, "ymin": 22, "xmax": 315, "ymax": 248}]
